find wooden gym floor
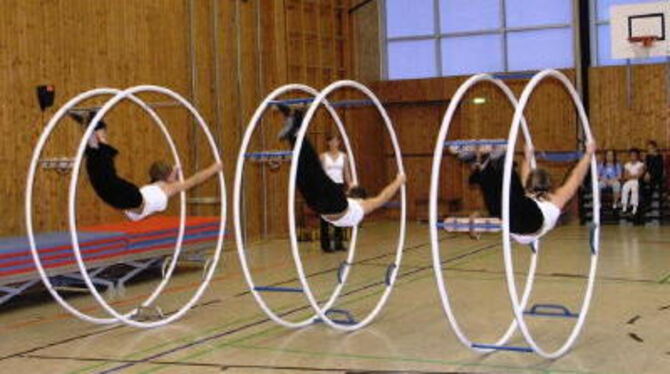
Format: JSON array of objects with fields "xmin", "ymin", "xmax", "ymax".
[{"xmin": 0, "ymin": 221, "xmax": 668, "ymax": 373}]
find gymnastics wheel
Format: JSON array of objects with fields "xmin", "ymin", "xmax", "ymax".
[
  {"xmin": 234, "ymin": 83, "xmax": 356, "ymax": 329},
  {"xmin": 501, "ymin": 69, "xmax": 600, "ymax": 358},
  {"xmin": 289, "ymin": 80, "xmax": 406, "ymax": 331},
  {"xmin": 429, "ymin": 73, "xmax": 540, "ymax": 352},
  {"xmin": 234, "ymin": 81, "xmax": 406, "ymax": 331},
  {"xmin": 25, "ymin": 86, "xmax": 226, "ymax": 328}
]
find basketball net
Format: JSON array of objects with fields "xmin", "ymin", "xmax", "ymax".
[{"xmin": 628, "ymin": 36, "xmax": 659, "ymax": 58}]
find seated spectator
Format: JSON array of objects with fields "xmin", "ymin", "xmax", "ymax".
[
  {"xmin": 598, "ymin": 149, "xmax": 622, "ymax": 209},
  {"xmin": 643, "ymin": 140, "xmax": 664, "ymax": 190},
  {"xmin": 621, "ymin": 148, "xmax": 645, "ymax": 215}
]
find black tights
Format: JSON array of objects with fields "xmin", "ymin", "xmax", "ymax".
[
  {"xmin": 469, "ymin": 158, "xmax": 543, "ymax": 235},
  {"xmin": 292, "ymin": 137, "xmax": 348, "ymax": 215},
  {"xmin": 85, "ymin": 143, "xmax": 143, "ymax": 210},
  {"xmin": 320, "ymin": 183, "xmax": 346, "ymax": 250}
]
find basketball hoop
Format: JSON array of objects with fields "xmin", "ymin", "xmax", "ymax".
[{"xmin": 628, "ymin": 35, "xmax": 659, "ymax": 48}]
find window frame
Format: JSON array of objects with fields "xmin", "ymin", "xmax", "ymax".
[{"xmin": 381, "ymin": 0, "xmax": 577, "ymax": 79}]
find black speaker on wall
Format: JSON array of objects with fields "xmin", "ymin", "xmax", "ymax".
[{"xmin": 36, "ymin": 85, "xmax": 55, "ymax": 111}]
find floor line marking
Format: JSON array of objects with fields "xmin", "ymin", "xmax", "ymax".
[
  {"xmin": 64, "ymin": 238, "xmax": 468, "ymax": 374},
  {"xmin": 64, "ymin": 270, "xmax": 403, "ymax": 374},
  {"xmin": 222, "ymin": 343, "xmax": 620, "ymax": 374},
  {"xmin": 97, "ymin": 243, "xmax": 498, "ymax": 374},
  {"xmin": 140, "ymin": 236, "xmax": 652, "ymax": 374},
  {"xmin": 22, "ymin": 354, "xmax": 475, "ymax": 374},
  {"xmin": 137, "ymin": 271, "xmax": 441, "ymax": 374},
  {"xmin": 443, "ymin": 267, "xmax": 662, "ymax": 285},
  {"xmin": 0, "ymin": 240, "xmax": 358, "ymax": 334},
  {"xmin": 2, "ymin": 235, "xmax": 450, "ymax": 364}
]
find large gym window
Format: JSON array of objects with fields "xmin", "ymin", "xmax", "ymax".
[
  {"xmin": 592, "ymin": 0, "xmax": 668, "ymax": 66},
  {"xmin": 383, "ymin": 0, "xmax": 575, "ymax": 80}
]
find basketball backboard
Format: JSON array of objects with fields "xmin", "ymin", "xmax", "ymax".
[{"xmin": 611, "ymin": 1, "xmax": 670, "ymax": 59}]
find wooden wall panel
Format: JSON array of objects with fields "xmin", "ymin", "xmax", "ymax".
[
  {"xmin": 0, "ymin": 0, "xmax": 355, "ymax": 239},
  {"xmin": 0, "ymin": 0, "xmax": 192, "ymax": 236},
  {"xmin": 351, "ymin": 0, "xmax": 381, "ymax": 82},
  {"xmin": 239, "ymin": 0, "xmax": 354, "ymax": 239},
  {"xmin": 590, "ymin": 64, "xmax": 669, "ymax": 151}
]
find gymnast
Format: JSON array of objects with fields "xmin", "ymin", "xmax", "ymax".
[
  {"xmin": 448, "ymin": 141, "xmax": 596, "ymax": 243},
  {"xmin": 276, "ymin": 104, "xmax": 405, "ymax": 228},
  {"xmin": 71, "ymin": 111, "xmax": 222, "ymax": 221}
]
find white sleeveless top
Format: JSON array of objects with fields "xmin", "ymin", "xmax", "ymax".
[
  {"xmin": 322, "ymin": 199, "xmax": 364, "ymax": 227},
  {"xmin": 510, "ymin": 198, "xmax": 561, "ymax": 245},
  {"xmin": 322, "ymin": 152, "xmax": 345, "ymax": 184},
  {"xmin": 124, "ymin": 184, "xmax": 169, "ymax": 222},
  {"xmin": 624, "ymin": 161, "xmax": 645, "ymax": 178}
]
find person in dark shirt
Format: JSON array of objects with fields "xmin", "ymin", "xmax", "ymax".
[{"xmin": 644, "ymin": 140, "xmax": 664, "ymax": 189}]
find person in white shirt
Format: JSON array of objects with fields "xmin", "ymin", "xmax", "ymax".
[
  {"xmin": 621, "ymin": 148, "xmax": 646, "ymax": 215},
  {"xmin": 319, "ymin": 135, "xmax": 353, "ymax": 252},
  {"xmin": 73, "ymin": 111, "xmax": 222, "ymax": 221},
  {"xmin": 277, "ymin": 104, "xmax": 405, "ymax": 235}
]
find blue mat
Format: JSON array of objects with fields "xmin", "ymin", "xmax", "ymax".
[{"xmin": 0, "ymin": 231, "xmax": 125, "ymax": 257}]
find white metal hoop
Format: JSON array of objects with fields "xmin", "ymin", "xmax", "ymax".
[
  {"xmin": 26, "ymin": 86, "xmax": 226, "ymax": 328},
  {"xmin": 233, "ymin": 83, "xmax": 356, "ymax": 328},
  {"xmin": 429, "ymin": 74, "xmax": 539, "ymax": 351},
  {"xmin": 68, "ymin": 85, "xmax": 226, "ymax": 328},
  {"xmin": 501, "ymin": 69, "xmax": 600, "ymax": 358},
  {"xmin": 27, "ymin": 88, "xmax": 134, "ymax": 324},
  {"xmin": 289, "ymin": 80, "xmax": 406, "ymax": 331}
]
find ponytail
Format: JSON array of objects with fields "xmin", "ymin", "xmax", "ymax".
[{"xmin": 526, "ymin": 169, "xmax": 553, "ymax": 200}]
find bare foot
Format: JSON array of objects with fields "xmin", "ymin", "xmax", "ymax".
[{"xmin": 95, "ymin": 128, "xmax": 108, "ymax": 144}]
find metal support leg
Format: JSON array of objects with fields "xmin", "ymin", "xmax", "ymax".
[{"xmin": 0, "ymin": 279, "xmax": 41, "ymax": 305}]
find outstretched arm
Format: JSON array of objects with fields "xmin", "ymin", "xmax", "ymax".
[
  {"xmin": 520, "ymin": 144, "xmax": 533, "ymax": 188},
  {"xmin": 162, "ymin": 163, "xmax": 223, "ymax": 197},
  {"xmin": 551, "ymin": 142, "xmax": 596, "ymax": 209},
  {"xmin": 359, "ymin": 173, "xmax": 406, "ymax": 214},
  {"xmin": 343, "ymin": 155, "xmax": 353, "ymax": 188}
]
